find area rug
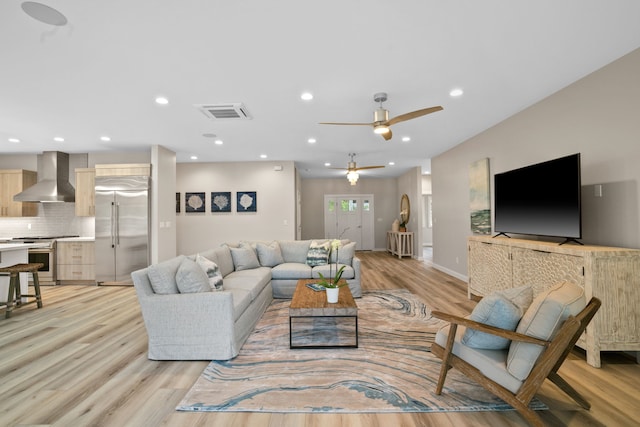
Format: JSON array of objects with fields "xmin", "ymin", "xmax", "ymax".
[{"xmin": 178, "ymin": 289, "xmax": 547, "ymax": 413}]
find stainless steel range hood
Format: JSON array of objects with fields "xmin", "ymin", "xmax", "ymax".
[{"xmin": 13, "ymin": 151, "xmax": 76, "ymax": 202}]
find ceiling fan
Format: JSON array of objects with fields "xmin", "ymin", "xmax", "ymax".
[
  {"xmin": 320, "ymin": 92, "xmax": 443, "ymax": 141},
  {"xmin": 332, "ymin": 153, "xmax": 384, "ymax": 185}
]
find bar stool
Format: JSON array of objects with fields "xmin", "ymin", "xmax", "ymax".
[{"xmin": 0, "ymin": 262, "xmax": 44, "ymax": 318}]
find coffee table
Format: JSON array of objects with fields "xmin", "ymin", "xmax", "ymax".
[{"xmin": 289, "ymin": 279, "xmax": 358, "ymax": 349}]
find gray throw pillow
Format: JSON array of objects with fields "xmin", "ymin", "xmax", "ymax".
[
  {"xmin": 195, "ymin": 253, "xmax": 224, "ymax": 291},
  {"xmin": 256, "ymin": 241, "xmax": 285, "ymax": 267},
  {"xmin": 230, "ymin": 244, "xmax": 260, "ymax": 271},
  {"xmin": 147, "ymin": 255, "xmax": 186, "ymax": 294},
  {"xmin": 175, "ymin": 258, "xmax": 211, "ymax": 293}
]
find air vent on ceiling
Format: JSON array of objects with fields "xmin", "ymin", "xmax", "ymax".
[{"xmin": 195, "ymin": 103, "xmax": 252, "ymax": 120}]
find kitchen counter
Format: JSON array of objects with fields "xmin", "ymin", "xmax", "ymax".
[
  {"xmin": 0, "ymin": 242, "xmax": 50, "ymax": 252},
  {"xmin": 56, "ymin": 237, "xmax": 95, "ymax": 242}
]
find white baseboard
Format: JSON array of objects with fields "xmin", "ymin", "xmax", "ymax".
[{"xmin": 430, "ymin": 263, "xmax": 468, "ymax": 283}]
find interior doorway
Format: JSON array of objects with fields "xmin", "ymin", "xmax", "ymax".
[{"xmin": 324, "ymin": 194, "xmax": 375, "ymax": 250}]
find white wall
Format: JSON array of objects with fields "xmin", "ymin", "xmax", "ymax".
[
  {"xmin": 151, "ymin": 145, "xmax": 176, "ymax": 263},
  {"xmin": 421, "ymin": 174, "xmax": 433, "ymax": 246},
  {"xmin": 432, "ymin": 47, "xmax": 640, "ymax": 279},
  {"xmin": 397, "ymin": 167, "xmax": 423, "ymax": 258},
  {"xmin": 176, "ymin": 161, "xmax": 296, "ymax": 254}
]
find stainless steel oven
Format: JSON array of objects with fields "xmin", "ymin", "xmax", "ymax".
[{"xmin": 28, "ymin": 244, "xmax": 55, "ymax": 284}]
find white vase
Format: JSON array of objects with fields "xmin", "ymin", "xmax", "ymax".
[{"xmin": 326, "ymin": 287, "xmax": 339, "ymax": 303}]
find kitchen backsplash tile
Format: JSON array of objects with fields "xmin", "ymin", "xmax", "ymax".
[{"xmin": 0, "ymin": 203, "xmax": 94, "ymax": 238}]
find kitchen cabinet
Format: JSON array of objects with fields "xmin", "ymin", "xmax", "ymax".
[
  {"xmin": 95, "ymin": 163, "xmax": 151, "ymax": 177},
  {"xmin": 0, "ymin": 169, "xmax": 38, "ymax": 217},
  {"xmin": 468, "ymin": 235, "xmax": 640, "ymax": 368},
  {"xmin": 57, "ymin": 240, "xmax": 95, "ymax": 283},
  {"xmin": 75, "ymin": 168, "xmax": 95, "ymax": 216}
]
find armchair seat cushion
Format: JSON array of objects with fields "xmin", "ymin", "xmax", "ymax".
[{"xmin": 435, "ymin": 324, "xmax": 524, "ymax": 394}]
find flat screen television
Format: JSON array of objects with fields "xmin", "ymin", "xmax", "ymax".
[{"xmin": 494, "ymin": 153, "xmax": 582, "ymax": 243}]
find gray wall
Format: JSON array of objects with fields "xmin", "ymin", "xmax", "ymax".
[
  {"xmin": 300, "ymin": 176, "xmax": 411, "ymax": 250},
  {"xmin": 432, "ymin": 47, "xmax": 640, "ymax": 280}
]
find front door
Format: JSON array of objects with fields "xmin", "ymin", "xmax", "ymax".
[{"xmin": 324, "ymin": 194, "xmax": 374, "ymax": 250}]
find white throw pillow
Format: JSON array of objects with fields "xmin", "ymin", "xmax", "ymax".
[
  {"xmin": 306, "ymin": 240, "xmax": 330, "ymax": 266},
  {"xmin": 195, "ymin": 253, "xmax": 224, "ymax": 291},
  {"xmin": 461, "ymin": 285, "xmax": 533, "ymax": 350},
  {"xmin": 175, "ymin": 258, "xmax": 211, "ymax": 293}
]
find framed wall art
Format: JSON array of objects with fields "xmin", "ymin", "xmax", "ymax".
[
  {"xmin": 469, "ymin": 158, "xmax": 491, "ymax": 234},
  {"xmin": 185, "ymin": 192, "xmax": 206, "ymax": 213},
  {"xmin": 211, "ymin": 192, "xmax": 232, "ymax": 212},
  {"xmin": 237, "ymin": 191, "xmax": 257, "ymax": 212},
  {"xmin": 176, "ymin": 192, "xmax": 181, "ymax": 213}
]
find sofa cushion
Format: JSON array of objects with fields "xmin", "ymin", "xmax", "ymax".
[
  {"xmin": 331, "ymin": 241, "xmax": 356, "ymax": 264},
  {"xmin": 230, "ymin": 244, "xmax": 260, "ymax": 271},
  {"xmin": 271, "ymin": 262, "xmax": 313, "ymax": 279},
  {"xmin": 461, "ymin": 285, "xmax": 533, "ymax": 350},
  {"xmin": 175, "ymin": 257, "xmax": 211, "ymax": 293},
  {"xmin": 195, "ymin": 253, "xmax": 224, "ymax": 291},
  {"xmin": 256, "ymin": 241, "xmax": 285, "ymax": 267},
  {"xmin": 306, "ymin": 240, "xmax": 330, "ymax": 266},
  {"xmin": 199, "ymin": 246, "xmax": 235, "ymax": 277},
  {"xmin": 278, "ymin": 240, "xmax": 311, "ymax": 263},
  {"xmin": 147, "ymin": 255, "xmax": 186, "ymax": 294},
  {"xmin": 223, "ymin": 267, "xmax": 272, "ymax": 300},
  {"xmin": 507, "ymin": 281, "xmax": 585, "ymax": 381}
]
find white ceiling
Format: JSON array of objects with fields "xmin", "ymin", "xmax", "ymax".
[{"xmin": 2, "ymin": 1, "xmax": 640, "ymax": 179}]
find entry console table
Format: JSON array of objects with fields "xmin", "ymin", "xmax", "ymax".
[
  {"xmin": 387, "ymin": 231, "xmax": 414, "ymax": 259},
  {"xmin": 467, "ymin": 235, "xmax": 640, "ymax": 368}
]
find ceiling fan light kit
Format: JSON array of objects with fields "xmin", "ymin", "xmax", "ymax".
[{"xmin": 347, "ymin": 171, "xmax": 359, "ymax": 185}]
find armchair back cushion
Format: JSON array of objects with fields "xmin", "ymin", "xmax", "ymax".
[{"xmin": 507, "ymin": 281, "xmax": 585, "ymax": 380}]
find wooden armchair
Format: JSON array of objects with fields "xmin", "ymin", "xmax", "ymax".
[{"xmin": 431, "ymin": 282, "xmax": 601, "ymax": 427}]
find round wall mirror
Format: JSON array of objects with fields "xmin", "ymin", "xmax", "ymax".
[{"xmin": 400, "ymin": 194, "xmax": 410, "ymax": 225}]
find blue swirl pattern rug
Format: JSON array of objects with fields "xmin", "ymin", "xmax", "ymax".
[{"xmin": 177, "ymin": 289, "xmax": 547, "ymax": 413}]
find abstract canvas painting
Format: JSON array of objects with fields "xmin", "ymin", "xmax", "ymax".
[{"xmin": 469, "ymin": 158, "xmax": 491, "ymax": 234}]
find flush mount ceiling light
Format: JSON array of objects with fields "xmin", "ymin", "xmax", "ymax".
[{"xmin": 22, "ymin": 2, "xmax": 67, "ymax": 26}]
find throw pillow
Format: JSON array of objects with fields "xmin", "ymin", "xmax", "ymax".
[
  {"xmin": 461, "ymin": 285, "xmax": 533, "ymax": 350},
  {"xmin": 336, "ymin": 241, "xmax": 356, "ymax": 264},
  {"xmin": 195, "ymin": 253, "xmax": 224, "ymax": 291},
  {"xmin": 229, "ymin": 244, "xmax": 260, "ymax": 271},
  {"xmin": 175, "ymin": 258, "xmax": 211, "ymax": 293},
  {"xmin": 306, "ymin": 240, "xmax": 330, "ymax": 266},
  {"xmin": 256, "ymin": 241, "xmax": 285, "ymax": 267},
  {"xmin": 147, "ymin": 255, "xmax": 186, "ymax": 294}
]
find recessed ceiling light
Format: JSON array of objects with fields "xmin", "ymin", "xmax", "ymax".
[
  {"xmin": 214, "ymin": 139, "xmax": 223, "ymax": 145},
  {"xmin": 155, "ymin": 96, "xmax": 169, "ymax": 105},
  {"xmin": 388, "ymin": 161, "xmax": 395, "ymax": 166},
  {"xmin": 300, "ymin": 92, "xmax": 313, "ymax": 101},
  {"xmin": 8, "ymin": 138, "xmax": 20, "ymax": 143},
  {"xmin": 308, "ymin": 138, "xmax": 316, "ymax": 144},
  {"xmin": 100, "ymin": 136, "xmax": 111, "ymax": 142},
  {"xmin": 53, "ymin": 136, "xmax": 64, "ymax": 142},
  {"xmin": 450, "ymin": 88, "xmax": 464, "ymax": 97},
  {"xmin": 190, "ymin": 155, "xmax": 198, "ymax": 160},
  {"xmin": 260, "ymin": 154, "xmax": 267, "ymax": 159},
  {"xmin": 324, "ymin": 162, "xmax": 331, "ymax": 167},
  {"xmin": 401, "ymin": 136, "xmax": 411, "ymax": 142},
  {"xmin": 21, "ymin": 2, "xmax": 68, "ymax": 26}
]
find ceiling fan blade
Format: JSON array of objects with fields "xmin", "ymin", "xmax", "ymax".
[
  {"xmin": 386, "ymin": 106, "xmax": 443, "ymax": 126},
  {"xmin": 381, "ymin": 129, "xmax": 393, "ymax": 141},
  {"xmin": 319, "ymin": 122, "xmax": 373, "ymax": 126},
  {"xmin": 355, "ymin": 165, "xmax": 385, "ymax": 170}
]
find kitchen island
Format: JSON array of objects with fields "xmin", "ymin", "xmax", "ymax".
[{"xmin": 0, "ymin": 243, "xmax": 48, "ymax": 303}]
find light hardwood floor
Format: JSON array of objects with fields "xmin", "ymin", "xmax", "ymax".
[{"xmin": 1, "ymin": 251, "xmax": 638, "ymax": 426}]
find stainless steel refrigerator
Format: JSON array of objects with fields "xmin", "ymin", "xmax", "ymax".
[{"xmin": 95, "ymin": 175, "xmax": 150, "ymax": 285}]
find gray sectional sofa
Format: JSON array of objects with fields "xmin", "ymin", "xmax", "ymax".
[{"xmin": 131, "ymin": 239, "xmax": 361, "ymax": 361}]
